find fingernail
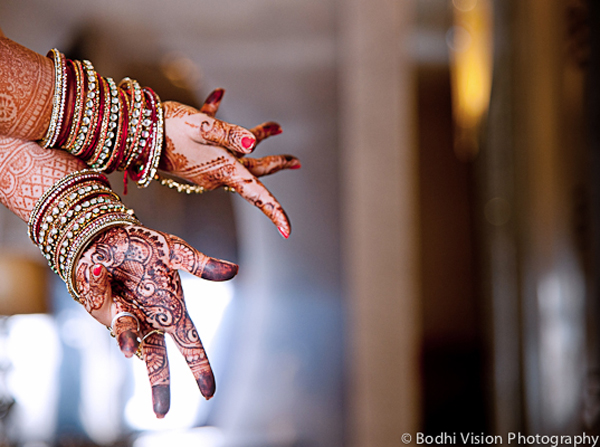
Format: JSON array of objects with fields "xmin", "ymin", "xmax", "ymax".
[
  {"xmin": 278, "ymin": 226, "xmax": 290, "ymax": 239},
  {"xmin": 241, "ymin": 136, "xmax": 255, "ymax": 150},
  {"xmin": 152, "ymin": 385, "xmax": 171, "ymax": 418},
  {"xmin": 206, "ymin": 88, "xmax": 224, "ymax": 104},
  {"xmin": 92, "ymin": 265, "xmax": 102, "ymax": 277},
  {"xmin": 266, "ymin": 123, "xmax": 282, "ymax": 135},
  {"xmin": 290, "ymin": 162, "xmax": 302, "ymax": 170}
]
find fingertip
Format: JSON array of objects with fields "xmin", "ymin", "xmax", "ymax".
[
  {"xmin": 117, "ymin": 331, "xmax": 139, "ymax": 358},
  {"xmin": 152, "ymin": 385, "xmax": 171, "ymax": 418},
  {"xmin": 205, "ymin": 88, "xmax": 224, "ymax": 105},
  {"xmin": 264, "ymin": 122, "xmax": 282, "ymax": 136},
  {"xmin": 197, "ymin": 373, "xmax": 216, "ymax": 399},
  {"xmin": 201, "ymin": 259, "xmax": 238, "ymax": 281},
  {"xmin": 241, "ymin": 136, "xmax": 256, "ymax": 151},
  {"xmin": 275, "ymin": 210, "xmax": 292, "ymax": 239},
  {"xmin": 278, "ymin": 226, "xmax": 290, "ymax": 239},
  {"xmin": 284, "ymin": 155, "xmax": 301, "ymax": 170}
]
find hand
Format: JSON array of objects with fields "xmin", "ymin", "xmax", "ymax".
[
  {"xmin": 159, "ymin": 89, "xmax": 301, "ymax": 239},
  {"xmin": 75, "ymin": 225, "xmax": 238, "ymax": 418}
]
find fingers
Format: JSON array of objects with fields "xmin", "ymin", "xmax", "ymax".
[
  {"xmin": 168, "ymin": 235, "xmax": 239, "ymax": 280},
  {"xmin": 195, "ymin": 116, "xmax": 256, "ymax": 155},
  {"xmin": 78, "ymin": 263, "xmax": 113, "ymax": 321},
  {"xmin": 141, "ymin": 331, "xmax": 171, "ymax": 418},
  {"xmin": 111, "ymin": 310, "xmax": 140, "ymax": 358},
  {"xmin": 199, "ymin": 88, "xmax": 224, "ymax": 117},
  {"xmin": 227, "ymin": 166, "xmax": 292, "ymax": 238},
  {"xmin": 249, "ymin": 121, "xmax": 282, "ymax": 145},
  {"xmin": 240, "ymin": 154, "xmax": 301, "ymax": 177},
  {"xmin": 169, "ymin": 314, "xmax": 215, "ymax": 399}
]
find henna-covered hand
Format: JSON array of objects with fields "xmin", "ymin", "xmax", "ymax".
[
  {"xmin": 75, "ymin": 225, "xmax": 238, "ymax": 418},
  {"xmin": 160, "ymin": 89, "xmax": 301, "ymax": 239}
]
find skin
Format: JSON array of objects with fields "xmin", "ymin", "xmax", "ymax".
[
  {"xmin": 0, "ymin": 35, "xmax": 300, "ymax": 237},
  {"xmin": 0, "ymin": 135, "xmax": 237, "ymax": 417},
  {"xmin": 0, "ymin": 27, "xmax": 298, "ymax": 415},
  {"xmin": 163, "ymin": 90, "xmax": 300, "ymax": 238}
]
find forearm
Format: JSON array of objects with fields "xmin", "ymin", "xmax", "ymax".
[
  {"xmin": 0, "ymin": 135, "xmax": 85, "ymax": 221},
  {"xmin": 0, "ymin": 37, "xmax": 54, "ymax": 139}
]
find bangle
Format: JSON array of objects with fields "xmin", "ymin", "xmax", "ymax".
[
  {"xmin": 28, "ymin": 170, "xmax": 140, "ymax": 301},
  {"xmin": 40, "ymin": 49, "xmax": 67, "ymax": 148},
  {"xmin": 43, "ymin": 50, "xmax": 166, "ymax": 188}
]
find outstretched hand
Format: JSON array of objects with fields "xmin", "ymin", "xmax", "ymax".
[
  {"xmin": 75, "ymin": 225, "xmax": 238, "ymax": 418},
  {"xmin": 160, "ymin": 89, "xmax": 300, "ymax": 239}
]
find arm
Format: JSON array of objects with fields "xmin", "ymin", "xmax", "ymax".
[
  {"xmin": 0, "ymin": 135, "xmax": 237, "ymax": 418},
  {"xmin": 0, "ymin": 36, "xmax": 299, "ymax": 235}
]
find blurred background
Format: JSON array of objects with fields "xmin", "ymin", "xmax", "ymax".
[{"xmin": 0, "ymin": 0, "xmax": 597, "ymax": 446}]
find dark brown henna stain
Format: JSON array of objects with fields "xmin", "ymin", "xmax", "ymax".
[
  {"xmin": 118, "ymin": 331, "xmax": 139, "ymax": 358},
  {"xmin": 250, "ymin": 121, "xmax": 282, "ymax": 144},
  {"xmin": 169, "ymin": 236, "xmax": 237, "ymax": 280},
  {"xmin": 0, "ymin": 38, "xmax": 54, "ymax": 140},
  {"xmin": 113, "ymin": 314, "xmax": 140, "ymax": 358},
  {"xmin": 195, "ymin": 118, "xmax": 254, "ymax": 152},
  {"xmin": 142, "ymin": 332, "xmax": 170, "ymax": 417},
  {"xmin": 79, "ymin": 225, "xmax": 221, "ymax": 401}
]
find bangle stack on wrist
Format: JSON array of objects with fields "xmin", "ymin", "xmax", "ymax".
[
  {"xmin": 39, "ymin": 49, "xmax": 164, "ymax": 189},
  {"xmin": 28, "ymin": 170, "xmax": 140, "ymax": 301}
]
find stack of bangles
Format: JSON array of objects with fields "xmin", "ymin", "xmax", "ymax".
[
  {"xmin": 40, "ymin": 49, "xmax": 164, "ymax": 188},
  {"xmin": 28, "ymin": 170, "xmax": 140, "ymax": 302}
]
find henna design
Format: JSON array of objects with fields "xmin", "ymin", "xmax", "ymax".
[
  {"xmin": 76, "ymin": 225, "xmax": 238, "ymax": 402},
  {"xmin": 163, "ymin": 101, "xmax": 197, "ymax": 120},
  {"xmin": 0, "ymin": 136, "xmax": 85, "ymax": 221},
  {"xmin": 0, "ymin": 38, "xmax": 54, "ymax": 140},
  {"xmin": 240, "ymin": 154, "xmax": 300, "ymax": 177},
  {"xmin": 143, "ymin": 332, "xmax": 170, "ymax": 417},
  {"xmin": 158, "ymin": 136, "xmax": 189, "ymax": 172},
  {"xmin": 249, "ymin": 122, "xmax": 282, "ymax": 144},
  {"xmin": 160, "ymin": 98, "xmax": 294, "ymax": 234}
]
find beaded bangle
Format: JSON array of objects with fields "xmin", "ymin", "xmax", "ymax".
[
  {"xmin": 135, "ymin": 88, "xmax": 164, "ymax": 188},
  {"xmin": 119, "ymin": 78, "xmax": 146, "ymax": 171},
  {"xmin": 88, "ymin": 77, "xmax": 113, "ymax": 168},
  {"xmin": 40, "ymin": 49, "xmax": 67, "ymax": 148},
  {"xmin": 28, "ymin": 170, "xmax": 110, "ymax": 244},
  {"xmin": 43, "ymin": 50, "xmax": 167, "ymax": 189},
  {"xmin": 64, "ymin": 213, "xmax": 138, "ymax": 301},
  {"xmin": 104, "ymin": 89, "xmax": 129, "ymax": 173},
  {"xmin": 28, "ymin": 170, "xmax": 140, "ymax": 301},
  {"xmin": 69, "ymin": 60, "xmax": 100, "ymax": 158}
]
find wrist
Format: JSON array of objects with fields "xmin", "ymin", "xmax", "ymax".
[
  {"xmin": 40, "ymin": 49, "xmax": 164, "ymax": 188},
  {"xmin": 27, "ymin": 170, "xmax": 140, "ymax": 301}
]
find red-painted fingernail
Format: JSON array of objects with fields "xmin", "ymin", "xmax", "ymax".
[
  {"xmin": 278, "ymin": 226, "xmax": 290, "ymax": 239},
  {"xmin": 290, "ymin": 162, "xmax": 302, "ymax": 170},
  {"xmin": 206, "ymin": 88, "xmax": 224, "ymax": 104},
  {"xmin": 92, "ymin": 265, "xmax": 102, "ymax": 277},
  {"xmin": 266, "ymin": 123, "xmax": 282, "ymax": 135},
  {"xmin": 241, "ymin": 136, "xmax": 255, "ymax": 150}
]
